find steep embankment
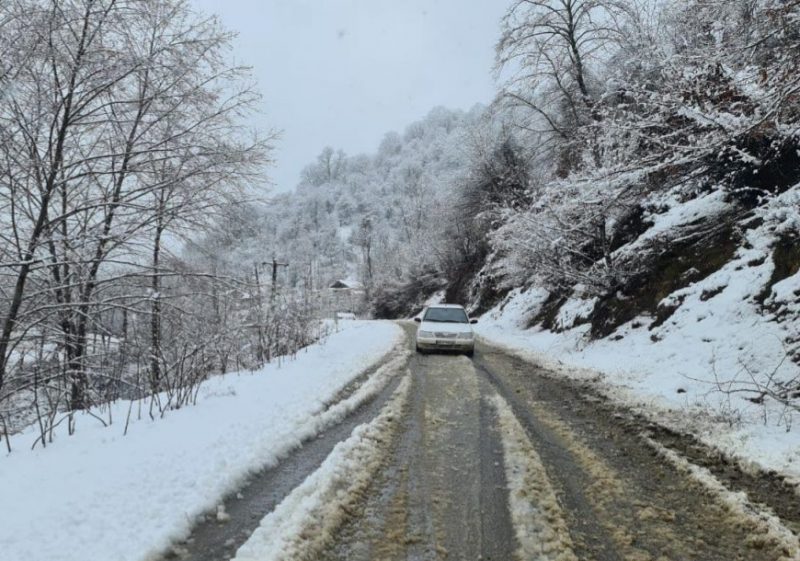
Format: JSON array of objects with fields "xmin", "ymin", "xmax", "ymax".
[{"xmin": 473, "ymin": 182, "xmax": 800, "ymax": 480}]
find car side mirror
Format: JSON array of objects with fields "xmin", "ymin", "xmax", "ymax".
[
  {"xmin": 414, "ymin": 317, "xmax": 421, "ymax": 323},
  {"xmin": 470, "ymin": 319, "xmax": 478, "ymax": 324}
]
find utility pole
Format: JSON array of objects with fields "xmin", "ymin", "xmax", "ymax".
[
  {"xmin": 254, "ymin": 262, "xmax": 267, "ymax": 363},
  {"xmin": 254, "ymin": 262, "xmax": 262, "ymax": 289},
  {"xmin": 270, "ymin": 257, "xmax": 289, "ymax": 303}
]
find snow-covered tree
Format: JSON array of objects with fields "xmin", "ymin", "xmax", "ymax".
[{"xmin": 0, "ymin": 0, "xmax": 270, "ymax": 420}]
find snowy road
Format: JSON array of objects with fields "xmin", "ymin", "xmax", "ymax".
[
  {"xmin": 472, "ymin": 344, "xmax": 800, "ymax": 561},
  {"xmin": 170, "ymin": 322, "xmax": 800, "ymax": 561},
  {"xmin": 319, "ymin": 351, "xmax": 516, "ymax": 561}
]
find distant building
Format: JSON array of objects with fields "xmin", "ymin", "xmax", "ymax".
[
  {"xmin": 329, "ymin": 279, "xmax": 363, "ymax": 291},
  {"xmin": 325, "ymin": 279, "xmax": 365, "ymax": 316}
]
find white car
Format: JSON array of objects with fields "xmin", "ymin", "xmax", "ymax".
[{"xmin": 414, "ymin": 304, "xmax": 477, "ymax": 356}]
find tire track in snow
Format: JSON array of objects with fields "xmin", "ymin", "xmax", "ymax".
[
  {"xmin": 476, "ymin": 343, "xmax": 797, "ymax": 561},
  {"xmin": 644, "ymin": 437, "xmax": 800, "ymax": 561},
  {"xmin": 489, "ymin": 392, "xmax": 578, "ymax": 561},
  {"xmin": 316, "ymin": 351, "xmax": 517, "ymax": 561},
  {"xmin": 230, "ymin": 373, "xmax": 412, "ymax": 561},
  {"xmin": 310, "ymin": 348, "xmax": 411, "ymax": 433}
]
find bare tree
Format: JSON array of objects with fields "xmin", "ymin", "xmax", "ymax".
[
  {"xmin": 496, "ymin": 0, "xmax": 632, "ymax": 170},
  {"xmin": 300, "ymin": 147, "xmax": 346, "ymax": 187},
  {"xmin": 0, "ymin": 0, "xmax": 270, "ymax": 416},
  {"xmin": 0, "ymin": 0, "xmax": 113, "ymax": 403}
]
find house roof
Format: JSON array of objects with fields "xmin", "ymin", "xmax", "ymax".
[{"xmin": 329, "ymin": 279, "xmax": 363, "ymax": 290}]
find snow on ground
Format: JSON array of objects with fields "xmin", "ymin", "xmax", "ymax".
[
  {"xmin": 477, "ymin": 286, "xmax": 800, "ymax": 482},
  {"xmin": 629, "ymin": 188, "xmax": 731, "ymax": 249},
  {"xmin": 233, "ymin": 373, "xmax": 411, "ymax": 561},
  {"xmin": 0, "ymin": 320, "xmax": 404, "ymax": 561},
  {"xmin": 420, "ymin": 289, "xmax": 446, "ymax": 312},
  {"xmin": 477, "ymin": 188, "xmax": 800, "ymax": 482}
]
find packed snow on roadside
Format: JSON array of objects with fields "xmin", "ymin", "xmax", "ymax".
[
  {"xmin": 233, "ymin": 374, "xmax": 411, "ymax": 561},
  {"xmin": 476, "ymin": 189, "xmax": 800, "ymax": 482},
  {"xmin": 0, "ymin": 320, "xmax": 404, "ymax": 561}
]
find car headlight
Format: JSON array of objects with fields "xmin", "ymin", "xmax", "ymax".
[
  {"xmin": 457, "ymin": 332, "xmax": 474, "ymax": 339},
  {"xmin": 418, "ymin": 330, "xmax": 434, "ymax": 338}
]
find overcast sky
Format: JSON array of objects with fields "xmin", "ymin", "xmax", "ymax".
[{"xmin": 190, "ymin": 0, "xmax": 506, "ymax": 192}]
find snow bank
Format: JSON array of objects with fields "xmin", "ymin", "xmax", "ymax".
[
  {"xmin": 0, "ymin": 320, "xmax": 404, "ymax": 561},
  {"xmin": 233, "ymin": 373, "xmax": 411, "ymax": 561}
]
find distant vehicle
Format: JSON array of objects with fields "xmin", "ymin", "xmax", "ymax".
[
  {"xmin": 336, "ymin": 311, "xmax": 357, "ymax": 320},
  {"xmin": 414, "ymin": 304, "xmax": 477, "ymax": 356}
]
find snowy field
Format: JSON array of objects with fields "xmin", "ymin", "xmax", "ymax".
[{"xmin": 0, "ymin": 320, "xmax": 403, "ymax": 561}]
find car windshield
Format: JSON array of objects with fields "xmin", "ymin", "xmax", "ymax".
[{"xmin": 423, "ymin": 307, "xmax": 469, "ymax": 323}]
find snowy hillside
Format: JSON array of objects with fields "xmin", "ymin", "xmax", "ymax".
[
  {"xmin": 476, "ymin": 181, "xmax": 800, "ymax": 480},
  {"xmin": 195, "ymin": 105, "xmax": 492, "ymax": 307},
  {"xmin": 415, "ymin": 0, "xmax": 800, "ymax": 480}
]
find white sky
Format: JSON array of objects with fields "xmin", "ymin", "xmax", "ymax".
[{"xmin": 190, "ymin": 0, "xmax": 506, "ymax": 192}]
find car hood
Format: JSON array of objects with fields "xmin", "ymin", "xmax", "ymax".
[{"xmin": 419, "ymin": 321, "xmax": 473, "ymax": 334}]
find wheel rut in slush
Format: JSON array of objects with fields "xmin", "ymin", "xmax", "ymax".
[
  {"xmin": 319, "ymin": 349, "xmax": 516, "ymax": 561},
  {"xmin": 472, "ymin": 342, "xmax": 799, "ymax": 561}
]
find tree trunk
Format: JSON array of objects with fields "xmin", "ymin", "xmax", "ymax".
[{"xmin": 149, "ymin": 222, "xmax": 164, "ymax": 393}]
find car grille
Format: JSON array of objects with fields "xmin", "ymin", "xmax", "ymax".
[{"xmin": 434, "ymin": 332, "xmax": 455, "ymax": 338}]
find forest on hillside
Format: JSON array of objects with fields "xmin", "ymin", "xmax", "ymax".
[
  {"xmin": 241, "ymin": 0, "xmax": 800, "ymax": 412},
  {"xmin": 247, "ymin": 0, "xmax": 800, "ymax": 324},
  {"xmin": 1, "ymin": 0, "xmax": 799, "ymax": 437}
]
